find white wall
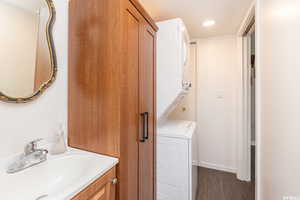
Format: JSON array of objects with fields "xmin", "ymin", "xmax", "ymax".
[
  {"xmin": 257, "ymin": 0, "xmax": 300, "ymax": 199},
  {"xmin": 169, "ymin": 43, "xmax": 199, "ymax": 165},
  {"xmin": 169, "ymin": 44, "xmax": 197, "ymax": 122},
  {"xmin": 0, "ymin": 0, "xmax": 68, "ymax": 158},
  {"xmin": 195, "ymin": 36, "xmax": 238, "ymax": 173},
  {"xmin": 168, "ymin": 37, "xmax": 239, "ymax": 173},
  {"xmin": 0, "ymin": 2, "xmax": 38, "ymax": 97}
]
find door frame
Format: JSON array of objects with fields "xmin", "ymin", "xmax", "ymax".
[{"xmin": 236, "ymin": 1, "xmax": 255, "ymax": 183}]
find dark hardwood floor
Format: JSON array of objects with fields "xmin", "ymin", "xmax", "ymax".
[{"xmin": 196, "ymin": 147, "xmax": 255, "ymax": 200}]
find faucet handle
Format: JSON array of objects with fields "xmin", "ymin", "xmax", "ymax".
[
  {"xmin": 29, "ymin": 138, "xmax": 43, "ymax": 148},
  {"xmin": 24, "ymin": 138, "xmax": 43, "ymax": 155}
]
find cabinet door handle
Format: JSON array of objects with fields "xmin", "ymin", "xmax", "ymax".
[{"xmin": 140, "ymin": 112, "xmax": 149, "ymax": 142}]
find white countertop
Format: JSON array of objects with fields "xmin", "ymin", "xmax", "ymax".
[{"xmin": 0, "ymin": 148, "xmax": 119, "ymax": 200}]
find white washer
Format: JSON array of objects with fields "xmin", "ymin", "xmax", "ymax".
[{"xmin": 157, "ymin": 120, "xmax": 198, "ymax": 200}]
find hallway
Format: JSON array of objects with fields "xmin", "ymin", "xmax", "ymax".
[{"xmin": 197, "ymin": 147, "xmax": 255, "ymax": 200}]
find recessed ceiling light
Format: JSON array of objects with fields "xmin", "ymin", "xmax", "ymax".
[{"xmin": 202, "ymin": 20, "xmax": 215, "ymax": 27}]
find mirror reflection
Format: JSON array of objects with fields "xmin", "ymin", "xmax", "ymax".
[{"xmin": 0, "ymin": 0, "xmax": 54, "ymax": 99}]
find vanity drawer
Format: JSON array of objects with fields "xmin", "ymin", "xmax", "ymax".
[{"xmin": 72, "ymin": 167, "xmax": 117, "ymax": 200}]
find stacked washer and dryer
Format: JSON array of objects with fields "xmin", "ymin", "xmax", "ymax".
[{"xmin": 156, "ymin": 18, "xmax": 198, "ymax": 200}]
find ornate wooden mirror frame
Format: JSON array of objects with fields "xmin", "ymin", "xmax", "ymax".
[{"xmin": 0, "ymin": 0, "xmax": 57, "ymax": 103}]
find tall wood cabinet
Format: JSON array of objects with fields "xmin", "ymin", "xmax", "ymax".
[
  {"xmin": 69, "ymin": 0, "xmax": 158, "ymax": 199},
  {"xmin": 121, "ymin": 1, "xmax": 156, "ymax": 200}
]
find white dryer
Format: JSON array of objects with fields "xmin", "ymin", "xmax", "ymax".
[{"xmin": 156, "ymin": 18, "xmax": 191, "ymax": 121}]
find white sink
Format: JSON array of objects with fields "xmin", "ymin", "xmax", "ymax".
[{"xmin": 0, "ymin": 148, "xmax": 118, "ymax": 200}]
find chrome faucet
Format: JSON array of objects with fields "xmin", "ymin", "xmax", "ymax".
[{"xmin": 7, "ymin": 139, "xmax": 48, "ymax": 174}]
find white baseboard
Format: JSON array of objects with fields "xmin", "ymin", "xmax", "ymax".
[{"xmin": 197, "ymin": 161, "xmax": 237, "ymax": 174}]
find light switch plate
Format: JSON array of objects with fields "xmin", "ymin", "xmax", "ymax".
[{"xmin": 216, "ymin": 91, "xmax": 224, "ymax": 99}]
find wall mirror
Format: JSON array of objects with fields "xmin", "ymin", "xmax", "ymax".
[{"xmin": 0, "ymin": 0, "xmax": 56, "ymax": 103}]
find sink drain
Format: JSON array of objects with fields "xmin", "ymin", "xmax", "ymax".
[{"xmin": 36, "ymin": 194, "xmax": 48, "ymax": 200}]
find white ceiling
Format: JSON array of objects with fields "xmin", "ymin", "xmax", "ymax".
[{"xmin": 139, "ymin": 0, "xmax": 253, "ymax": 38}]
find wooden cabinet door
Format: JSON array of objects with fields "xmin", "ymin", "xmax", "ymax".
[
  {"xmin": 119, "ymin": 2, "xmax": 142, "ymax": 200},
  {"xmin": 87, "ymin": 181, "xmax": 115, "ymax": 200},
  {"xmin": 138, "ymin": 21, "xmax": 156, "ymax": 200},
  {"xmin": 121, "ymin": 2, "xmax": 157, "ymax": 200},
  {"xmin": 72, "ymin": 167, "xmax": 116, "ymax": 200}
]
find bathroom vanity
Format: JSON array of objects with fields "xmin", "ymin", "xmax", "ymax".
[
  {"xmin": 0, "ymin": 0, "xmax": 156, "ymax": 198},
  {"xmin": 0, "ymin": 148, "xmax": 118, "ymax": 200}
]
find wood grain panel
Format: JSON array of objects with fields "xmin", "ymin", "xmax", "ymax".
[
  {"xmin": 72, "ymin": 167, "xmax": 116, "ymax": 200},
  {"xmin": 128, "ymin": 0, "xmax": 158, "ymax": 32},
  {"xmin": 69, "ymin": 0, "xmax": 157, "ymax": 199},
  {"xmin": 68, "ymin": 0, "xmax": 121, "ymax": 157},
  {"xmin": 138, "ymin": 22, "xmax": 156, "ymax": 200},
  {"xmin": 118, "ymin": 3, "xmax": 141, "ymax": 200}
]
